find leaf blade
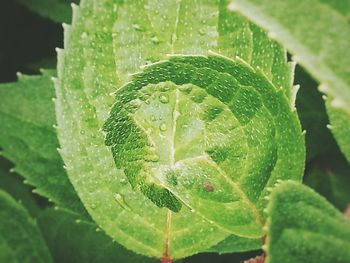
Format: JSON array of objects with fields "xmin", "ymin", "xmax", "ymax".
[
  {"xmin": 266, "ymin": 181, "xmax": 350, "ymax": 263},
  {"xmin": 0, "ymin": 189, "xmax": 53, "ymax": 263}
]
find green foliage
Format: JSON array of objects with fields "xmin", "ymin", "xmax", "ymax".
[
  {"xmin": 0, "ymin": 71, "xmax": 87, "ymax": 217},
  {"xmin": 0, "ymin": 0, "xmax": 349, "ymax": 262},
  {"xmin": 37, "ymin": 208, "xmax": 158, "ymax": 263},
  {"xmin": 0, "ymin": 189, "xmax": 52, "ymax": 263},
  {"xmin": 230, "ymin": 0, "xmax": 350, "ymax": 163},
  {"xmin": 55, "ymin": 0, "xmax": 304, "ymax": 258},
  {"xmin": 0, "ymin": 158, "xmax": 40, "ymax": 217},
  {"xmin": 266, "ymin": 181, "xmax": 350, "ymax": 263},
  {"xmin": 15, "ymin": 0, "xmax": 79, "ymax": 23}
]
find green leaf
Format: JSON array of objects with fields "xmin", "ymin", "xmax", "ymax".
[
  {"xmin": 0, "ymin": 189, "xmax": 53, "ymax": 263},
  {"xmin": 15, "ymin": 0, "xmax": 79, "ymax": 23},
  {"xmin": 229, "ymin": 0, "xmax": 350, "ymax": 163},
  {"xmin": 325, "ymin": 98, "xmax": 350, "ymax": 162},
  {"xmin": 56, "ymin": 0, "xmax": 304, "ymax": 259},
  {"xmin": 266, "ymin": 181, "xmax": 350, "ymax": 263},
  {"xmin": 206, "ymin": 235, "xmax": 262, "ymax": 254},
  {"xmin": 0, "ymin": 157, "xmax": 40, "ymax": 217},
  {"xmin": 0, "ymin": 71, "xmax": 87, "ymax": 217},
  {"xmin": 37, "ymin": 208, "xmax": 158, "ymax": 263}
]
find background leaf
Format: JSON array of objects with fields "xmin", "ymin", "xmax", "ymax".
[
  {"xmin": 0, "ymin": 71, "xmax": 88, "ymax": 218},
  {"xmin": 37, "ymin": 208, "xmax": 158, "ymax": 263},
  {"xmin": 0, "ymin": 157, "xmax": 41, "ymax": 217},
  {"xmin": 15, "ymin": 0, "xmax": 79, "ymax": 23},
  {"xmin": 266, "ymin": 181, "xmax": 350, "ymax": 263},
  {"xmin": 0, "ymin": 189, "xmax": 53, "ymax": 263}
]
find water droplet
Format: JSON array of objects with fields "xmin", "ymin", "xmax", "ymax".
[
  {"xmin": 151, "ymin": 115, "xmax": 157, "ymax": 121},
  {"xmin": 91, "ymin": 203, "xmax": 97, "ymax": 209},
  {"xmin": 201, "ymin": 19, "xmax": 207, "ymax": 24},
  {"xmin": 198, "ymin": 29, "xmax": 206, "ymax": 36},
  {"xmin": 160, "ymin": 85, "xmax": 170, "ymax": 92},
  {"xmin": 146, "ymin": 154, "xmax": 159, "ymax": 162},
  {"xmin": 159, "ymin": 94, "xmax": 169, "ymax": 104},
  {"xmin": 150, "ymin": 36, "xmax": 160, "ymax": 45},
  {"xmin": 159, "ymin": 123, "xmax": 167, "ymax": 131},
  {"xmin": 114, "ymin": 193, "xmax": 132, "ymax": 211},
  {"xmin": 80, "ymin": 130, "xmax": 85, "ymax": 135},
  {"xmin": 133, "ymin": 23, "xmax": 143, "ymax": 31}
]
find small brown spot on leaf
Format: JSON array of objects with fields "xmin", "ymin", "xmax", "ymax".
[{"xmin": 203, "ymin": 181, "xmax": 214, "ymax": 192}]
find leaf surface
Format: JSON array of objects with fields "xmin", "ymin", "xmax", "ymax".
[
  {"xmin": 230, "ymin": 0, "xmax": 350, "ymax": 163},
  {"xmin": 0, "ymin": 71, "xmax": 87, "ymax": 217},
  {"xmin": 38, "ymin": 208, "xmax": 158, "ymax": 263},
  {"xmin": 266, "ymin": 181, "xmax": 350, "ymax": 263},
  {"xmin": 0, "ymin": 157, "xmax": 40, "ymax": 216},
  {"xmin": 56, "ymin": 0, "xmax": 304, "ymax": 259},
  {"xmin": 0, "ymin": 189, "xmax": 53, "ymax": 263},
  {"xmin": 15, "ymin": 0, "xmax": 79, "ymax": 23}
]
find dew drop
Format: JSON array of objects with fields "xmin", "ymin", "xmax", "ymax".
[
  {"xmin": 132, "ymin": 23, "xmax": 143, "ymax": 31},
  {"xmin": 150, "ymin": 35, "xmax": 160, "ymax": 45},
  {"xmin": 159, "ymin": 94, "xmax": 169, "ymax": 104},
  {"xmin": 198, "ymin": 29, "xmax": 206, "ymax": 36},
  {"xmin": 159, "ymin": 123, "xmax": 167, "ymax": 131},
  {"xmin": 151, "ymin": 115, "xmax": 157, "ymax": 122}
]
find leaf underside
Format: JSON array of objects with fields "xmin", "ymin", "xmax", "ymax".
[
  {"xmin": 266, "ymin": 181, "xmax": 350, "ymax": 263},
  {"xmin": 56, "ymin": 0, "xmax": 304, "ymax": 259}
]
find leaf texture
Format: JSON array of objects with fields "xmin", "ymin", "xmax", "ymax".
[
  {"xmin": 0, "ymin": 71, "xmax": 87, "ymax": 217},
  {"xmin": 229, "ymin": 0, "xmax": 350, "ymax": 163},
  {"xmin": 266, "ymin": 181, "xmax": 350, "ymax": 263},
  {"xmin": 55, "ymin": 0, "xmax": 304, "ymax": 259},
  {"xmin": 0, "ymin": 189, "xmax": 53, "ymax": 263},
  {"xmin": 38, "ymin": 208, "xmax": 158, "ymax": 263},
  {"xmin": 15, "ymin": 0, "xmax": 79, "ymax": 23}
]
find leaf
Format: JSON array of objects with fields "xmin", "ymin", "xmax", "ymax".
[
  {"xmin": 56, "ymin": 0, "xmax": 304, "ymax": 259},
  {"xmin": 265, "ymin": 181, "xmax": 350, "ymax": 263},
  {"xmin": 0, "ymin": 189, "xmax": 53, "ymax": 263},
  {"xmin": 229, "ymin": 0, "xmax": 350, "ymax": 163},
  {"xmin": 0, "ymin": 157, "xmax": 40, "ymax": 217},
  {"xmin": 304, "ymin": 150, "xmax": 350, "ymax": 212},
  {"xmin": 325, "ymin": 98, "xmax": 350, "ymax": 163},
  {"xmin": 15, "ymin": 0, "xmax": 79, "ymax": 23},
  {"xmin": 0, "ymin": 71, "xmax": 87, "ymax": 217},
  {"xmin": 37, "ymin": 208, "xmax": 158, "ymax": 263},
  {"xmin": 206, "ymin": 235, "xmax": 262, "ymax": 254}
]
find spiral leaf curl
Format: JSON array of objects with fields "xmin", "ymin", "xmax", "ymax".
[{"xmin": 56, "ymin": 0, "xmax": 305, "ymax": 259}]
